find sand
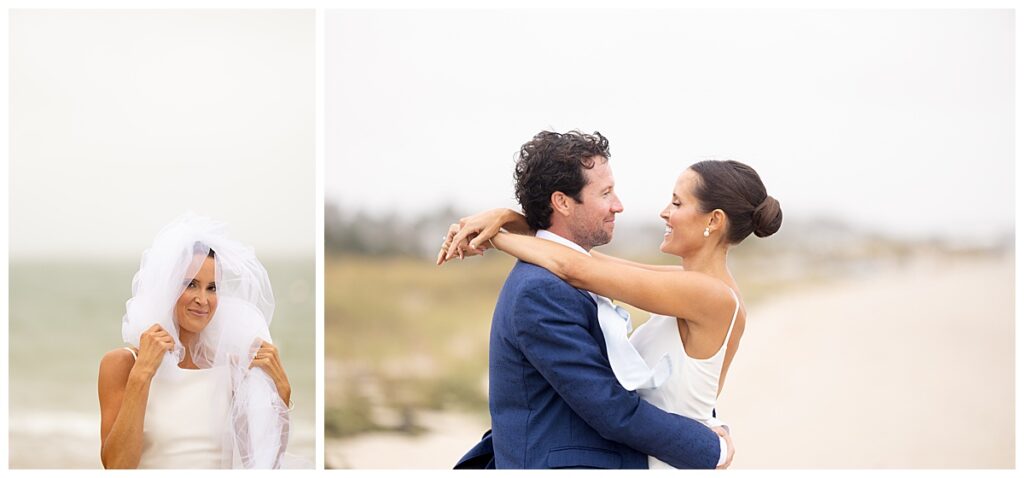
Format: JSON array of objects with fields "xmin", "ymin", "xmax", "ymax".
[
  {"xmin": 716, "ymin": 255, "xmax": 1014, "ymax": 468},
  {"xmin": 326, "ymin": 411, "xmax": 489, "ymax": 469}
]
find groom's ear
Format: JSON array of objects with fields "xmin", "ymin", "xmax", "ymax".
[{"xmin": 550, "ymin": 191, "xmax": 573, "ymax": 217}]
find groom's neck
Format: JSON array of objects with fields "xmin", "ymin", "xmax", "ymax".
[{"xmin": 545, "ymin": 223, "xmax": 591, "ymax": 252}]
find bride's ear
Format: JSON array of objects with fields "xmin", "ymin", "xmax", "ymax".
[
  {"xmin": 550, "ymin": 191, "xmax": 573, "ymax": 217},
  {"xmin": 708, "ymin": 209, "xmax": 728, "ymax": 233}
]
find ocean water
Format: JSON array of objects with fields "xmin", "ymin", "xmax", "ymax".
[{"xmin": 8, "ymin": 258, "xmax": 316, "ymax": 468}]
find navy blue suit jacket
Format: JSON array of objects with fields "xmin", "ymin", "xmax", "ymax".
[{"xmin": 465, "ymin": 261, "xmax": 720, "ymax": 469}]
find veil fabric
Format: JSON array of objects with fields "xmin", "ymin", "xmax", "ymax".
[{"xmin": 122, "ymin": 213, "xmax": 287, "ymax": 468}]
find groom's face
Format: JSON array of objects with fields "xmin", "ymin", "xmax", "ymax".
[{"xmin": 566, "ymin": 157, "xmax": 623, "ymax": 249}]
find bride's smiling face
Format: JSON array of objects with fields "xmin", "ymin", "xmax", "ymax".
[
  {"xmin": 659, "ymin": 169, "xmax": 713, "ymax": 257},
  {"xmin": 174, "ymin": 255, "xmax": 218, "ymax": 334}
]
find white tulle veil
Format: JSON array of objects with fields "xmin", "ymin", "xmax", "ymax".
[{"xmin": 122, "ymin": 213, "xmax": 288, "ymax": 468}]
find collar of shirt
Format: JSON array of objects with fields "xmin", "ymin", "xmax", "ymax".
[
  {"xmin": 535, "ymin": 229, "xmax": 589, "ymax": 256},
  {"xmin": 535, "ymin": 229, "xmax": 633, "ymax": 333}
]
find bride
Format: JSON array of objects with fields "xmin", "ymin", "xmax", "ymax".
[
  {"xmin": 440, "ymin": 159, "xmax": 780, "ymax": 469},
  {"xmin": 97, "ymin": 214, "xmax": 292, "ymax": 469}
]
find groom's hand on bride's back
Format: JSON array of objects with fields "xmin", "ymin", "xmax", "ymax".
[{"xmin": 712, "ymin": 426, "xmax": 734, "ymax": 469}]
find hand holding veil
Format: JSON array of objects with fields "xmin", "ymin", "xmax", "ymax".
[{"xmin": 121, "ymin": 213, "xmax": 287, "ymax": 468}]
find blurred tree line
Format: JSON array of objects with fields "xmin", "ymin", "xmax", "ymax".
[
  {"xmin": 326, "ymin": 199, "xmax": 1013, "ymax": 269},
  {"xmin": 326, "ymin": 201, "xmax": 465, "ymax": 258}
]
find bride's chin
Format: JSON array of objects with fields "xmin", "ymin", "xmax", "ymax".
[{"xmin": 178, "ymin": 318, "xmax": 209, "ymax": 335}]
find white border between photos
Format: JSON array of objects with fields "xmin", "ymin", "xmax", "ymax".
[
  {"xmin": 2, "ymin": 0, "xmax": 1021, "ymax": 477},
  {"xmin": 1014, "ymin": 3, "xmax": 1020, "ymax": 473},
  {"xmin": 2, "ymin": 5, "xmax": 10, "ymax": 473}
]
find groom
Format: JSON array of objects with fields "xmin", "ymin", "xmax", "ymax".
[{"xmin": 455, "ymin": 131, "xmax": 732, "ymax": 469}]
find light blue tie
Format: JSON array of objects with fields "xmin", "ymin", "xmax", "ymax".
[{"xmin": 591, "ymin": 292, "xmax": 671, "ymax": 391}]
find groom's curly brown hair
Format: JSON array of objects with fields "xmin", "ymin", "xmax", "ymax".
[{"xmin": 514, "ymin": 130, "xmax": 611, "ymax": 230}]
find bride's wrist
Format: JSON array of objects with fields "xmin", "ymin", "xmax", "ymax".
[
  {"xmin": 500, "ymin": 208, "xmax": 517, "ymax": 225},
  {"xmin": 275, "ymin": 379, "xmax": 292, "ymax": 402},
  {"xmin": 127, "ymin": 367, "xmax": 155, "ymax": 385},
  {"xmin": 491, "ymin": 231, "xmax": 506, "ymax": 250}
]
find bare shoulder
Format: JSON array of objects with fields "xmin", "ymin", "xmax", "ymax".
[
  {"xmin": 679, "ymin": 270, "xmax": 736, "ymax": 300},
  {"xmin": 671, "ymin": 270, "xmax": 738, "ymax": 323},
  {"xmin": 98, "ymin": 348, "xmax": 135, "ymax": 387}
]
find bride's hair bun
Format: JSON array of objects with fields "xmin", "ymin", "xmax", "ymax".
[
  {"xmin": 689, "ymin": 159, "xmax": 782, "ymax": 244},
  {"xmin": 752, "ymin": 195, "xmax": 782, "ymax": 238}
]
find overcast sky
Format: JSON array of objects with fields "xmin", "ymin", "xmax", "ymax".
[
  {"xmin": 10, "ymin": 10, "xmax": 314, "ymax": 259},
  {"xmin": 326, "ymin": 9, "xmax": 1013, "ymax": 242},
  {"xmin": 8, "ymin": 9, "xmax": 1012, "ymax": 258}
]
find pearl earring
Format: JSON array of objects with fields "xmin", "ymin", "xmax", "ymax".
[{"xmin": 703, "ymin": 227, "xmax": 710, "ymax": 238}]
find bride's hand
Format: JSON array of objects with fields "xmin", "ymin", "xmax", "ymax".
[
  {"xmin": 712, "ymin": 426, "xmax": 734, "ymax": 469},
  {"xmin": 249, "ymin": 340, "xmax": 292, "ymax": 406},
  {"xmin": 437, "ymin": 223, "xmax": 493, "ymax": 265},
  {"xmin": 437, "ymin": 208, "xmax": 512, "ymax": 265},
  {"xmin": 131, "ymin": 324, "xmax": 175, "ymax": 381}
]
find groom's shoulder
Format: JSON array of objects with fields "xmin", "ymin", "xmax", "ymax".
[
  {"xmin": 505, "ymin": 261, "xmax": 592, "ymax": 303},
  {"xmin": 508, "ymin": 260, "xmax": 569, "ymax": 287}
]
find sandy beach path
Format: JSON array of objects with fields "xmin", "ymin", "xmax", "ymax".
[{"xmin": 716, "ymin": 256, "xmax": 1014, "ymax": 468}]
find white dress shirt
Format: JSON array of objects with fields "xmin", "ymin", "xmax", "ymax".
[{"xmin": 534, "ymin": 230, "xmax": 729, "ymax": 467}]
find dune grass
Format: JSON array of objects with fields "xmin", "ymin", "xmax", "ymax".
[{"xmin": 324, "ymin": 253, "xmax": 516, "ymax": 436}]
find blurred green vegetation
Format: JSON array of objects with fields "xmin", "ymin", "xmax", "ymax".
[{"xmin": 324, "ymin": 253, "xmax": 514, "ymax": 437}]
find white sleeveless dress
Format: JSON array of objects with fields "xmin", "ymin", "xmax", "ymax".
[
  {"xmin": 628, "ymin": 290, "xmax": 740, "ymax": 470},
  {"xmin": 128, "ymin": 349, "xmax": 232, "ymax": 469}
]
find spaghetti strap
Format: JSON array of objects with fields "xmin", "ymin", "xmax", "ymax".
[
  {"xmin": 722, "ymin": 288, "xmax": 740, "ymax": 345},
  {"xmin": 123, "ymin": 346, "xmax": 138, "ymax": 361}
]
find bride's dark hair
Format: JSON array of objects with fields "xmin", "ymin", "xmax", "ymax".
[
  {"xmin": 192, "ymin": 241, "xmax": 216, "ymax": 258},
  {"xmin": 689, "ymin": 160, "xmax": 782, "ymax": 244}
]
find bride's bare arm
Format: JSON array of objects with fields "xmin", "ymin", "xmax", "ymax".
[
  {"xmin": 98, "ymin": 325, "xmax": 174, "ymax": 469},
  {"xmin": 490, "ymin": 231, "xmax": 734, "ymax": 324},
  {"xmin": 98, "ymin": 350, "xmax": 153, "ymax": 469},
  {"xmin": 590, "ymin": 250, "xmax": 683, "ymax": 273},
  {"xmin": 439, "ymin": 209, "xmax": 678, "ymax": 273},
  {"xmin": 463, "ymin": 208, "xmax": 531, "ymax": 235}
]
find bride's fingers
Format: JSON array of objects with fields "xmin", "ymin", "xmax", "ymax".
[
  {"xmin": 436, "ymin": 230, "xmax": 454, "ymax": 265},
  {"xmin": 438, "ymin": 239, "xmax": 456, "ymax": 265},
  {"xmin": 446, "ymin": 225, "xmax": 480, "ymax": 261},
  {"xmin": 711, "ymin": 427, "xmax": 734, "ymax": 469},
  {"xmin": 437, "ymin": 242, "xmax": 450, "ymax": 265},
  {"xmin": 443, "ymin": 243, "xmax": 459, "ymax": 263},
  {"xmin": 468, "ymin": 224, "xmax": 500, "ymax": 251},
  {"xmin": 440, "ymin": 224, "xmax": 490, "ymax": 263},
  {"xmin": 440, "ymin": 224, "xmax": 463, "ymax": 263}
]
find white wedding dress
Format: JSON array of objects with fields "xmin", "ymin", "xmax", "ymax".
[
  {"xmin": 628, "ymin": 289, "xmax": 740, "ymax": 469},
  {"xmin": 131, "ymin": 351, "xmax": 232, "ymax": 469}
]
